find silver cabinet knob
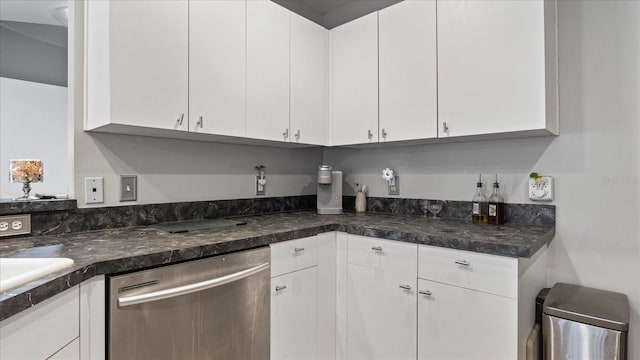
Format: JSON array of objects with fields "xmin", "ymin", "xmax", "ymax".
[
  {"xmin": 419, "ymin": 290, "xmax": 432, "ymax": 296},
  {"xmin": 371, "ymin": 246, "xmax": 383, "ymax": 251},
  {"xmin": 382, "ymin": 128, "xmax": 388, "ymax": 139},
  {"xmin": 197, "ymin": 116, "xmax": 203, "ymax": 128},
  {"xmin": 399, "ymin": 284, "xmax": 412, "ymax": 291},
  {"xmin": 294, "ymin": 247, "xmax": 305, "ymax": 253},
  {"xmin": 367, "ymin": 129, "xmax": 373, "ymax": 140},
  {"xmin": 176, "ymin": 113, "xmax": 184, "ymax": 125},
  {"xmin": 295, "ymin": 130, "xmax": 300, "ymax": 141},
  {"xmin": 283, "ymin": 128, "xmax": 289, "ymax": 140},
  {"xmin": 455, "ymin": 260, "xmax": 470, "ymax": 266},
  {"xmin": 442, "ymin": 121, "xmax": 449, "ymax": 133},
  {"xmin": 275, "ymin": 285, "xmax": 287, "ymax": 291}
]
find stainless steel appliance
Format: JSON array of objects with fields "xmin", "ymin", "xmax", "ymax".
[
  {"xmin": 543, "ymin": 283, "xmax": 629, "ymax": 360},
  {"xmin": 317, "ymin": 165, "xmax": 343, "ymax": 214},
  {"xmin": 108, "ymin": 247, "xmax": 270, "ymax": 360}
]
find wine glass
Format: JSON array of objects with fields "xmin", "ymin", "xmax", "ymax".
[
  {"xmin": 427, "ymin": 200, "xmax": 443, "ymax": 219},
  {"xmin": 420, "ymin": 200, "xmax": 431, "ymax": 217}
]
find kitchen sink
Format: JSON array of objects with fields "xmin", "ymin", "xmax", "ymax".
[{"xmin": 0, "ymin": 258, "xmax": 74, "ymax": 293}]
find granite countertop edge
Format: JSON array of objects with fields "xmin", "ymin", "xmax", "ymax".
[{"xmin": 0, "ymin": 212, "xmax": 554, "ymax": 321}]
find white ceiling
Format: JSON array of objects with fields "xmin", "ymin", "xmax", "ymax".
[{"xmin": 0, "ymin": 0, "xmax": 68, "ymax": 26}]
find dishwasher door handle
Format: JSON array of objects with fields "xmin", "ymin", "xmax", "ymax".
[{"xmin": 118, "ymin": 262, "xmax": 270, "ymax": 307}]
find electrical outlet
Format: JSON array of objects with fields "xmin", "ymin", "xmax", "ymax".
[
  {"xmin": 0, "ymin": 214, "xmax": 31, "ymax": 237},
  {"xmin": 120, "ymin": 175, "xmax": 137, "ymax": 202},
  {"xmin": 256, "ymin": 176, "xmax": 266, "ymax": 196},
  {"xmin": 85, "ymin": 177, "xmax": 104, "ymax": 204}
]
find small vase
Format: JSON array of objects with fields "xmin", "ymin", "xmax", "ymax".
[{"xmin": 355, "ymin": 192, "xmax": 366, "ymax": 213}]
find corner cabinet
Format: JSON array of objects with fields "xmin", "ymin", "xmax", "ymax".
[
  {"xmin": 86, "ymin": 0, "xmax": 189, "ymax": 133},
  {"xmin": 378, "ymin": 0, "xmax": 438, "ymax": 143},
  {"xmin": 342, "ymin": 235, "xmax": 417, "ymax": 360},
  {"xmin": 330, "ymin": 12, "xmax": 379, "ymax": 146},
  {"xmin": 437, "ymin": 0, "xmax": 558, "ymax": 139}
]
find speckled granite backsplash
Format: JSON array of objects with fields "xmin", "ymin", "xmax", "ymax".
[
  {"xmin": 1, "ymin": 196, "xmax": 315, "ymax": 236},
  {"xmin": 0, "ymin": 195, "xmax": 554, "ymax": 237},
  {"xmin": 343, "ymin": 196, "xmax": 555, "ymax": 226}
]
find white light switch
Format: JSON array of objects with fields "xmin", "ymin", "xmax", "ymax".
[{"xmin": 85, "ymin": 177, "xmax": 104, "ymax": 204}]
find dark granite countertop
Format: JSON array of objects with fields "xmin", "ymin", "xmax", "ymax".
[
  {"xmin": 0, "ymin": 211, "xmax": 554, "ymax": 321},
  {"xmin": 0, "ymin": 199, "xmax": 77, "ymax": 215}
]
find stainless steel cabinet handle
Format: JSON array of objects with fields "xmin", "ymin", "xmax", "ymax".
[
  {"xmin": 294, "ymin": 247, "xmax": 305, "ymax": 252},
  {"xmin": 442, "ymin": 121, "xmax": 449, "ymax": 133},
  {"xmin": 295, "ymin": 130, "xmax": 300, "ymax": 141},
  {"xmin": 455, "ymin": 260, "xmax": 470, "ymax": 266},
  {"xmin": 197, "ymin": 116, "xmax": 204, "ymax": 128},
  {"xmin": 275, "ymin": 285, "xmax": 287, "ymax": 291},
  {"xmin": 399, "ymin": 284, "xmax": 412, "ymax": 291},
  {"xmin": 283, "ymin": 128, "xmax": 289, "ymax": 140},
  {"xmin": 176, "ymin": 113, "xmax": 184, "ymax": 125},
  {"xmin": 382, "ymin": 128, "xmax": 388, "ymax": 139},
  {"xmin": 371, "ymin": 246, "xmax": 383, "ymax": 251},
  {"xmin": 117, "ymin": 262, "xmax": 270, "ymax": 307},
  {"xmin": 419, "ymin": 290, "xmax": 432, "ymax": 296},
  {"xmin": 367, "ymin": 129, "xmax": 373, "ymax": 140}
]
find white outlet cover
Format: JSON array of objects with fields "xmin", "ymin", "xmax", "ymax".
[
  {"xmin": 85, "ymin": 177, "xmax": 104, "ymax": 204},
  {"xmin": 528, "ymin": 176, "xmax": 553, "ymax": 201}
]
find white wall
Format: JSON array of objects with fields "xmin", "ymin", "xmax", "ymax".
[
  {"xmin": 70, "ymin": 1, "xmax": 322, "ymax": 208},
  {"xmin": 0, "ymin": 77, "xmax": 70, "ymax": 198},
  {"xmin": 325, "ymin": 1, "xmax": 640, "ymax": 357}
]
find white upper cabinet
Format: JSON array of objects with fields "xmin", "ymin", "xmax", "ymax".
[
  {"xmin": 290, "ymin": 15, "xmax": 329, "ymax": 146},
  {"xmin": 86, "ymin": 0, "xmax": 189, "ymax": 132},
  {"xmin": 437, "ymin": 0, "xmax": 558, "ymax": 138},
  {"xmin": 246, "ymin": 0, "xmax": 291, "ymax": 142},
  {"xmin": 330, "ymin": 12, "xmax": 379, "ymax": 146},
  {"xmin": 189, "ymin": 0, "xmax": 246, "ymax": 137},
  {"xmin": 379, "ymin": 0, "xmax": 438, "ymax": 142}
]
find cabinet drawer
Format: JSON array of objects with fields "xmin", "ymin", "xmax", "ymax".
[
  {"xmin": 271, "ymin": 235, "xmax": 319, "ymax": 277},
  {"xmin": 348, "ymin": 235, "xmax": 416, "ymax": 274},
  {"xmin": 0, "ymin": 285, "xmax": 80, "ymax": 360},
  {"xmin": 418, "ymin": 245, "xmax": 518, "ymax": 298}
]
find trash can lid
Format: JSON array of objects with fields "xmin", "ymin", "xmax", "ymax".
[{"xmin": 543, "ymin": 283, "xmax": 629, "ymax": 332}]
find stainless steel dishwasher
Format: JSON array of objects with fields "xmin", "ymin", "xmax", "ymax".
[{"xmin": 108, "ymin": 247, "xmax": 270, "ymax": 360}]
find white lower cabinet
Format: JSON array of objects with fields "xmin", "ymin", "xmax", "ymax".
[
  {"xmin": 345, "ymin": 235, "xmax": 417, "ymax": 360},
  {"xmin": 417, "ymin": 279, "xmax": 518, "ymax": 359},
  {"xmin": 0, "ymin": 285, "xmax": 80, "ymax": 360},
  {"xmin": 270, "ymin": 233, "xmax": 336, "ymax": 360},
  {"xmin": 271, "ymin": 266, "xmax": 318, "ymax": 359},
  {"xmin": 48, "ymin": 338, "xmax": 80, "ymax": 360}
]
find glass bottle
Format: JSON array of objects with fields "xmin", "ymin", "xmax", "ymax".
[
  {"xmin": 488, "ymin": 175, "xmax": 505, "ymax": 225},
  {"xmin": 472, "ymin": 174, "xmax": 488, "ymax": 224}
]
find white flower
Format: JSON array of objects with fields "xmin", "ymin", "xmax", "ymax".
[{"xmin": 382, "ymin": 168, "xmax": 394, "ymax": 181}]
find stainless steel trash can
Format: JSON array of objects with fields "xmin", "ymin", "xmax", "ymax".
[{"xmin": 543, "ymin": 283, "xmax": 629, "ymax": 360}]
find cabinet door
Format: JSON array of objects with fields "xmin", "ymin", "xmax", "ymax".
[
  {"xmin": 379, "ymin": 0, "xmax": 437, "ymax": 142},
  {"xmin": 347, "ymin": 264, "xmax": 416, "ymax": 360},
  {"xmin": 247, "ymin": 0, "xmax": 290, "ymax": 142},
  {"xmin": 417, "ymin": 279, "xmax": 518, "ymax": 360},
  {"xmin": 330, "ymin": 12, "xmax": 378, "ymax": 146},
  {"xmin": 189, "ymin": 0, "xmax": 246, "ymax": 137},
  {"xmin": 0, "ymin": 286, "xmax": 79, "ymax": 360},
  {"xmin": 290, "ymin": 14, "xmax": 329, "ymax": 146},
  {"xmin": 271, "ymin": 267, "xmax": 318, "ymax": 360},
  {"xmin": 109, "ymin": 1, "xmax": 189, "ymax": 131},
  {"xmin": 437, "ymin": 0, "xmax": 548, "ymax": 138}
]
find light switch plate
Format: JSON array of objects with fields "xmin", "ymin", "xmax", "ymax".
[
  {"xmin": 120, "ymin": 175, "xmax": 137, "ymax": 201},
  {"xmin": 85, "ymin": 177, "xmax": 104, "ymax": 204}
]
